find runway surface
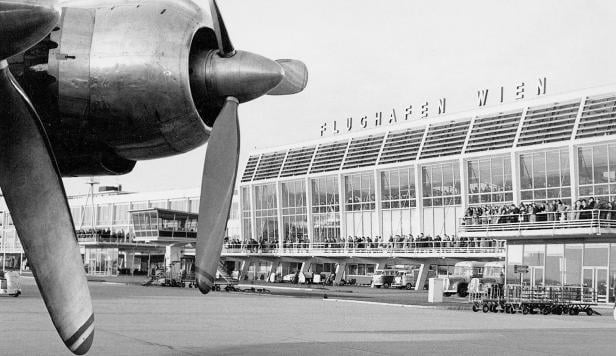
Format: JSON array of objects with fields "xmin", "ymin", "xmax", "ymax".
[{"xmin": 1, "ymin": 277, "xmax": 615, "ymax": 355}]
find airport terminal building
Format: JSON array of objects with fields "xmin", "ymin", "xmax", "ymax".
[
  {"xmin": 0, "ymin": 187, "xmax": 240, "ymax": 277},
  {"xmin": 233, "ymin": 84, "xmax": 616, "ymax": 303}
]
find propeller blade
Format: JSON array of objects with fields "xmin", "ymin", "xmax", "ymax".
[
  {"xmin": 0, "ymin": 61, "xmax": 94, "ymax": 355},
  {"xmin": 209, "ymin": 0, "xmax": 235, "ymax": 56},
  {"xmin": 195, "ymin": 97, "xmax": 240, "ymax": 294},
  {"xmin": 268, "ymin": 59, "xmax": 309, "ymax": 95}
]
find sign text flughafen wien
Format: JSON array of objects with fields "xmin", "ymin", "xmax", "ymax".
[{"xmin": 319, "ymin": 77, "xmax": 548, "ymax": 137}]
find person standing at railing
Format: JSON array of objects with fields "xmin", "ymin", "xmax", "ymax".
[
  {"xmin": 547, "ymin": 200, "xmax": 557, "ymax": 221},
  {"xmin": 516, "ymin": 203, "xmax": 526, "ymax": 223},
  {"xmin": 528, "ymin": 202, "xmax": 538, "ymax": 222},
  {"xmin": 598, "ymin": 198, "xmax": 611, "ymax": 220},
  {"xmin": 580, "ymin": 199, "xmax": 591, "ymax": 219}
]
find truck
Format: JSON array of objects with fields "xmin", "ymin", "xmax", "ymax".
[
  {"xmin": 468, "ymin": 261, "xmax": 505, "ymax": 300},
  {"xmin": 444, "ymin": 261, "xmax": 486, "ymax": 297}
]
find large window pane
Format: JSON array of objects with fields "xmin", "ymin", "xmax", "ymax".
[
  {"xmin": 532, "ymin": 153, "xmax": 546, "ymax": 189},
  {"xmin": 467, "ymin": 156, "xmax": 512, "ymax": 205},
  {"xmin": 520, "ymin": 148, "xmax": 570, "ymax": 203},
  {"xmin": 545, "ymin": 244, "xmax": 564, "ymax": 285},
  {"xmin": 564, "ymin": 244, "xmax": 583, "ymax": 286}
]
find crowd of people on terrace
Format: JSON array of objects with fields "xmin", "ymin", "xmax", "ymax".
[
  {"xmin": 223, "ymin": 234, "xmax": 502, "ymax": 252},
  {"xmin": 462, "ymin": 197, "xmax": 616, "ymax": 225},
  {"xmin": 76, "ymin": 228, "xmax": 130, "ymax": 241}
]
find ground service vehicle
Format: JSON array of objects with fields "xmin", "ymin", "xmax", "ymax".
[
  {"xmin": 0, "ymin": 270, "xmax": 21, "ymax": 297},
  {"xmin": 372, "ymin": 269, "xmax": 397, "ymax": 288},
  {"xmin": 444, "ymin": 261, "xmax": 485, "ymax": 297},
  {"xmin": 392, "ymin": 270, "xmax": 416, "ymax": 290}
]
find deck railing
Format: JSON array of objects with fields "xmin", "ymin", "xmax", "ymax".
[
  {"xmin": 222, "ymin": 240, "xmax": 505, "ymax": 256},
  {"xmin": 458, "ymin": 209, "xmax": 616, "ymax": 234}
]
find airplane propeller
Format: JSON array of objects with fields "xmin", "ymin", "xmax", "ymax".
[
  {"xmin": 0, "ymin": 0, "xmax": 307, "ymax": 354},
  {"xmin": 195, "ymin": 0, "xmax": 308, "ymax": 293},
  {"xmin": 0, "ymin": 2, "xmax": 94, "ymax": 355}
]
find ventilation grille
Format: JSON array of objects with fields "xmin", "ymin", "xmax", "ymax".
[
  {"xmin": 241, "ymin": 155, "xmax": 260, "ymax": 182},
  {"xmin": 252, "ymin": 151, "xmax": 286, "ymax": 181},
  {"xmin": 280, "ymin": 146, "xmax": 316, "ymax": 177},
  {"xmin": 517, "ymin": 100, "xmax": 580, "ymax": 147},
  {"xmin": 465, "ymin": 110, "xmax": 523, "ymax": 153},
  {"xmin": 420, "ymin": 120, "xmax": 471, "ymax": 159},
  {"xmin": 310, "ymin": 140, "xmax": 348, "ymax": 174},
  {"xmin": 342, "ymin": 135, "xmax": 385, "ymax": 169},
  {"xmin": 576, "ymin": 94, "xmax": 616, "ymax": 139},
  {"xmin": 378, "ymin": 127, "xmax": 425, "ymax": 165}
]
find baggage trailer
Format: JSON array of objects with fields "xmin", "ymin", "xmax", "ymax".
[{"xmin": 471, "ymin": 284, "xmax": 597, "ymax": 316}]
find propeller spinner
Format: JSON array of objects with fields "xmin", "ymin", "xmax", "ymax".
[{"xmin": 194, "ymin": 0, "xmax": 308, "ymax": 294}]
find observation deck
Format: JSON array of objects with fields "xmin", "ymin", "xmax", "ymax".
[
  {"xmin": 221, "ymin": 240, "xmax": 505, "ymax": 259},
  {"xmin": 458, "ymin": 209, "xmax": 616, "ymax": 240}
]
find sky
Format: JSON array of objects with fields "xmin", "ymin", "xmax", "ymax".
[{"xmin": 63, "ymin": 0, "xmax": 616, "ymax": 195}]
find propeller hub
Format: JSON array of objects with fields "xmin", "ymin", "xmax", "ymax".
[{"xmin": 204, "ymin": 50, "xmax": 284, "ymax": 103}]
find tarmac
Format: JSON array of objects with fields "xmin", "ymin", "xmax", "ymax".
[{"xmin": 1, "ymin": 276, "xmax": 615, "ymax": 355}]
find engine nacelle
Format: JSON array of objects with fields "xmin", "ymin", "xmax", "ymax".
[{"xmin": 47, "ymin": 0, "xmax": 218, "ymax": 161}]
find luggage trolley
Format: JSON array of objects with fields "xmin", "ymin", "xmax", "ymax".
[
  {"xmin": 472, "ymin": 284, "xmax": 598, "ymax": 316},
  {"xmin": 469, "ymin": 278, "xmax": 505, "ymax": 313}
]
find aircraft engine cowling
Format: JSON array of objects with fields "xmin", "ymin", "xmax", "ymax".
[{"xmin": 47, "ymin": 1, "xmax": 220, "ymax": 161}]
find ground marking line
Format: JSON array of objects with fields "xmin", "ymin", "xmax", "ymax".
[{"xmin": 324, "ymin": 298, "xmax": 439, "ymax": 309}]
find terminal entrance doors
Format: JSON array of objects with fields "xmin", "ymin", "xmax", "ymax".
[
  {"xmin": 530, "ymin": 266, "xmax": 543, "ymax": 286},
  {"xmin": 522, "ymin": 266, "xmax": 544, "ymax": 286},
  {"xmin": 583, "ymin": 267, "xmax": 608, "ymax": 303}
]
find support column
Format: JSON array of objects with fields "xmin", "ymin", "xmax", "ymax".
[
  {"xmin": 276, "ymin": 181, "xmax": 284, "ymax": 252},
  {"xmin": 239, "ymin": 258, "xmax": 253, "ymax": 281},
  {"xmin": 164, "ymin": 244, "xmax": 182, "ymax": 269},
  {"xmin": 334, "ymin": 261, "xmax": 347, "ymax": 285},
  {"xmin": 415, "ymin": 164, "xmax": 424, "ymax": 234},
  {"xmin": 414, "ymin": 263, "xmax": 429, "ymax": 291},
  {"xmin": 126, "ymin": 250, "xmax": 135, "ymax": 275},
  {"xmin": 268, "ymin": 260, "xmax": 280, "ymax": 283},
  {"xmin": 306, "ymin": 176, "xmax": 314, "ymax": 250},
  {"xmin": 569, "ymin": 144, "xmax": 578, "ymax": 204},
  {"xmin": 147, "ymin": 252, "xmax": 151, "ymax": 277},
  {"xmin": 511, "ymin": 151, "xmax": 520, "ymax": 204}
]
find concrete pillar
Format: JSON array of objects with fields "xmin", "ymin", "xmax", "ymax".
[
  {"xmin": 126, "ymin": 250, "xmax": 135, "ymax": 275},
  {"xmin": 164, "ymin": 244, "xmax": 182, "ymax": 269},
  {"xmin": 334, "ymin": 261, "xmax": 347, "ymax": 285},
  {"xmin": 239, "ymin": 258, "xmax": 253, "ymax": 281},
  {"xmin": 414, "ymin": 263, "xmax": 429, "ymax": 291},
  {"xmin": 268, "ymin": 260, "xmax": 280, "ymax": 283}
]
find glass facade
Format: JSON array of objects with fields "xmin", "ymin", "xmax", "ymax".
[
  {"xmin": 421, "ymin": 162, "xmax": 461, "ymax": 207},
  {"xmin": 254, "ymin": 184, "xmax": 278, "ymax": 243},
  {"xmin": 467, "ymin": 156, "xmax": 513, "ymax": 205},
  {"xmin": 381, "ymin": 167, "xmax": 416, "ymax": 208},
  {"xmin": 381, "ymin": 167, "xmax": 418, "ymax": 239},
  {"xmin": 84, "ymin": 247, "xmax": 118, "ymax": 276},
  {"xmin": 344, "ymin": 172, "xmax": 377, "ymax": 239},
  {"xmin": 132, "ymin": 210, "xmax": 158, "ymax": 239},
  {"xmin": 422, "ymin": 161, "xmax": 462, "ymax": 237},
  {"xmin": 578, "ymin": 143, "xmax": 616, "ymax": 201},
  {"xmin": 507, "ymin": 242, "xmax": 616, "ymax": 303},
  {"xmin": 281, "ymin": 180, "xmax": 308, "ymax": 243},
  {"xmin": 519, "ymin": 148, "xmax": 570, "ymax": 204},
  {"xmin": 311, "ymin": 176, "xmax": 340, "ymax": 243}
]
